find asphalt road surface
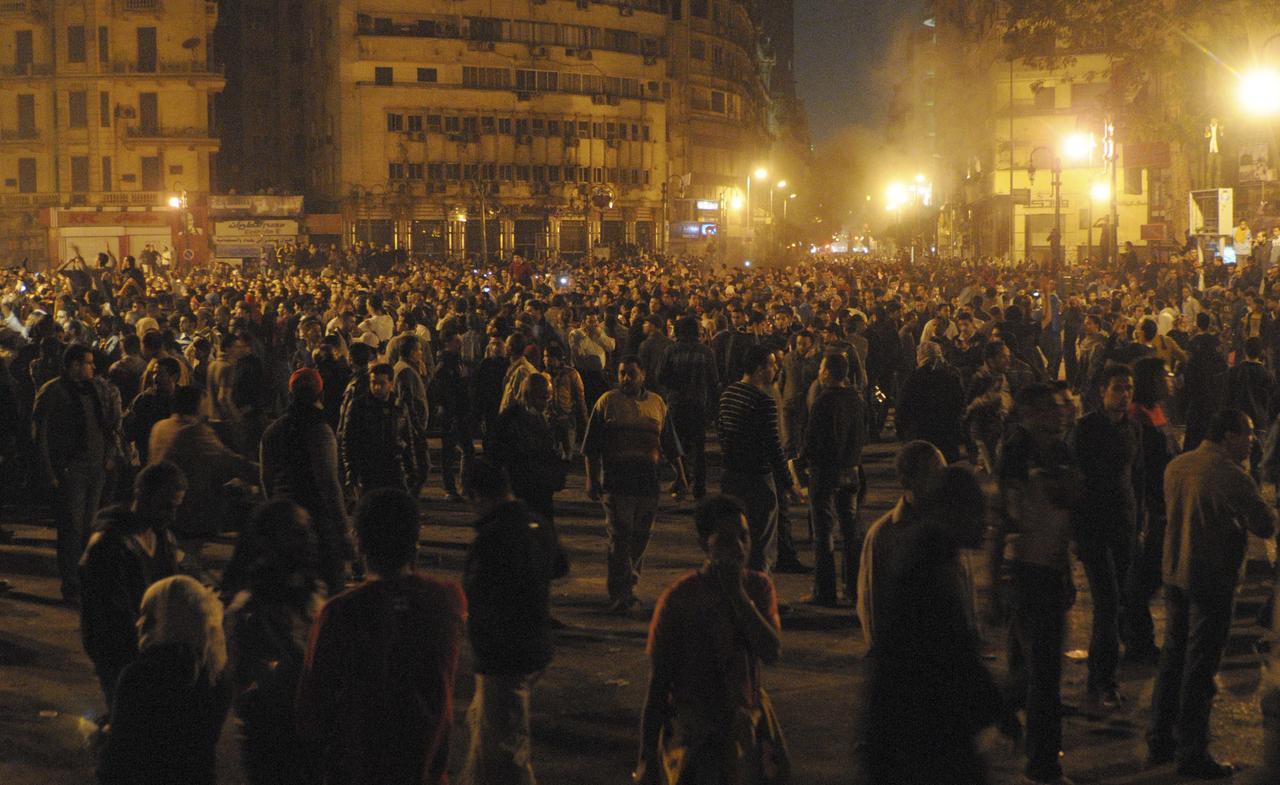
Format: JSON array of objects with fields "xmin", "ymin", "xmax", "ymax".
[{"xmin": 0, "ymin": 437, "xmax": 1274, "ymax": 784}]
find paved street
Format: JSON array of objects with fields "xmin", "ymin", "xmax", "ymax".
[{"xmin": 0, "ymin": 437, "xmax": 1274, "ymax": 784}]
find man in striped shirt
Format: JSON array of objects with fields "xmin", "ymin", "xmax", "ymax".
[
  {"xmin": 583, "ymin": 356, "xmax": 686, "ymax": 614},
  {"xmin": 717, "ymin": 345, "xmax": 802, "ymax": 574},
  {"xmin": 657, "ymin": 316, "xmax": 720, "ymax": 498}
]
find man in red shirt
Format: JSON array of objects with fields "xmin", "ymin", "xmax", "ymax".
[{"xmin": 296, "ymin": 488, "xmax": 466, "ymax": 785}]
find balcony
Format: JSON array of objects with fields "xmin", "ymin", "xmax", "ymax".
[
  {"xmin": 117, "ymin": 0, "xmax": 162, "ymax": 12},
  {"xmin": 0, "ymin": 193, "xmax": 60, "ymax": 209},
  {"xmin": 108, "ymin": 60, "xmax": 225, "ymax": 77},
  {"xmin": 64, "ymin": 191, "xmax": 163, "ymax": 207},
  {"xmin": 126, "ymin": 126, "xmax": 216, "ymax": 143},
  {"xmin": 0, "ymin": 0, "xmax": 48, "ymax": 19},
  {"xmin": 0, "ymin": 129, "xmax": 42, "ymax": 143},
  {"xmin": 0, "ymin": 62, "xmax": 53, "ymax": 77}
]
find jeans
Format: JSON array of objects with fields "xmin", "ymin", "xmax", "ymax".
[
  {"xmin": 460, "ymin": 672, "xmax": 539, "ymax": 785},
  {"xmin": 603, "ymin": 494, "xmax": 658, "ymax": 602},
  {"xmin": 669, "ymin": 404, "xmax": 707, "ymax": 494},
  {"xmin": 1075, "ymin": 531, "xmax": 1132, "ymax": 693},
  {"xmin": 1004, "ymin": 562, "xmax": 1068, "ymax": 781},
  {"xmin": 1148, "ymin": 585, "xmax": 1235, "ymax": 763},
  {"xmin": 54, "ymin": 462, "xmax": 106, "ymax": 595},
  {"xmin": 720, "ymin": 471, "xmax": 778, "ymax": 573},
  {"xmin": 440, "ymin": 426, "xmax": 475, "ymax": 495},
  {"xmin": 1122, "ymin": 524, "xmax": 1165, "ymax": 655},
  {"xmin": 809, "ymin": 476, "xmax": 858, "ymax": 600}
]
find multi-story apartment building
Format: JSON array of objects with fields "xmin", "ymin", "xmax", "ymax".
[
  {"xmin": 0, "ymin": 0, "xmax": 224, "ymax": 266},
  {"xmin": 665, "ymin": 0, "xmax": 771, "ymax": 257},
  {"xmin": 296, "ymin": 0, "xmax": 672, "ymax": 260}
]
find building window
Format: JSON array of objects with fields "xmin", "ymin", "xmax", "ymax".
[
  {"xmin": 500, "ymin": 164, "xmax": 514, "ymax": 181},
  {"xmin": 515, "ymin": 69, "xmax": 557, "ymax": 92},
  {"xmin": 515, "ymin": 165, "xmax": 529, "ymax": 181},
  {"xmin": 17, "ymin": 94, "xmax": 35, "ymax": 135},
  {"xmin": 374, "ymin": 67, "xmax": 393, "ymax": 85},
  {"xmin": 427, "ymin": 114, "xmax": 443, "ymax": 133},
  {"xmin": 98, "ymin": 26, "xmax": 109, "ymax": 63},
  {"xmin": 17, "ymin": 158, "xmax": 36, "ymax": 193},
  {"xmin": 16, "ymin": 29, "xmax": 33, "ymax": 67},
  {"xmin": 548, "ymin": 166, "xmax": 560, "ymax": 182},
  {"xmin": 68, "ymin": 91, "xmax": 88, "ymax": 128},
  {"xmin": 563, "ymin": 165, "xmax": 576, "ymax": 181},
  {"xmin": 1125, "ymin": 167, "xmax": 1143, "ymax": 195},
  {"xmin": 547, "ymin": 119, "xmax": 560, "ymax": 136},
  {"xmin": 67, "ymin": 26, "xmax": 86, "ymax": 63},
  {"xmin": 642, "ymin": 125, "xmax": 650, "ymax": 141},
  {"xmin": 481, "ymin": 116, "xmax": 496, "ymax": 134},
  {"xmin": 387, "ymin": 113, "xmax": 403, "ymax": 131},
  {"xmin": 592, "ymin": 122, "xmax": 604, "ymax": 139},
  {"xmin": 532, "ymin": 165, "xmax": 545, "ymax": 181},
  {"xmin": 417, "ymin": 67, "xmax": 437, "ymax": 83},
  {"xmin": 463, "ymin": 163, "xmax": 478, "ymax": 180},
  {"xmin": 498, "ymin": 117, "xmax": 512, "ymax": 134},
  {"xmin": 463, "ymin": 66, "xmax": 510, "ymax": 89},
  {"xmin": 690, "ymin": 0, "xmax": 708, "ymax": 18},
  {"xmin": 141, "ymin": 155, "xmax": 162, "ymax": 190},
  {"xmin": 388, "ymin": 162, "xmax": 405, "ymax": 179},
  {"xmin": 531, "ymin": 118, "xmax": 544, "ymax": 136},
  {"xmin": 515, "ymin": 118, "xmax": 530, "ymax": 136},
  {"xmin": 1033, "ymin": 86, "xmax": 1055, "ymax": 110},
  {"xmin": 100, "ymin": 91, "xmax": 111, "ymax": 127},
  {"xmin": 427, "ymin": 163, "xmax": 444, "ymax": 180},
  {"xmin": 463, "ymin": 116, "xmax": 478, "ymax": 136},
  {"xmin": 444, "ymin": 116, "xmax": 460, "ymax": 133},
  {"xmin": 690, "ymin": 38, "xmax": 705, "ymax": 60},
  {"xmin": 446, "ymin": 163, "xmax": 461, "ymax": 180},
  {"xmin": 136, "ymin": 27, "xmax": 157, "ymax": 72},
  {"xmin": 710, "ymin": 90, "xmax": 725, "ymax": 114},
  {"xmin": 70, "ymin": 156, "xmax": 89, "ymax": 192},
  {"xmin": 407, "ymin": 163, "xmax": 424, "ymax": 179},
  {"xmin": 407, "ymin": 115, "xmax": 422, "ymax": 131},
  {"xmin": 102, "ymin": 156, "xmax": 112, "ymax": 190},
  {"xmin": 593, "ymin": 167, "xmax": 603, "ymax": 183}
]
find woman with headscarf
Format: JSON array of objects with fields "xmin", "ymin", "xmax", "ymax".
[{"xmin": 97, "ymin": 574, "xmax": 232, "ymax": 785}]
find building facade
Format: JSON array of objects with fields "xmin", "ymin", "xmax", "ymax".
[
  {"xmin": 297, "ymin": 0, "xmax": 673, "ymax": 260},
  {"xmin": 0, "ymin": 0, "xmax": 224, "ymax": 266}
]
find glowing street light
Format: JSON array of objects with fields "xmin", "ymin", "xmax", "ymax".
[
  {"xmin": 1062, "ymin": 132, "xmax": 1095, "ymax": 162},
  {"xmin": 753, "ymin": 167, "xmax": 769, "ymax": 181},
  {"xmin": 915, "ymin": 173, "xmax": 926, "ymax": 184},
  {"xmin": 730, "ymin": 196, "xmax": 744, "ymax": 210},
  {"xmin": 167, "ymin": 195, "xmax": 183, "ymax": 209},
  {"xmin": 1240, "ymin": 68, "xmax": 1280, "ymax": 116},
  {"xmin": 776, "ymin": 180, "xmax": 787, "ymax": 189},
  {"xmin": 1090, "ymin": 182, "xmax": 1111, "ymax": 202}
]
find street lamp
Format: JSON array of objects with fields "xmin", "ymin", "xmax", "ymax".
[
  {"xmin": 1086, "ymin": 182, "xmax": 1110, "ymax": 263},
  {"xmin": 1240, "ymin": 68, "xmax": 1280, "ymax": 116}
]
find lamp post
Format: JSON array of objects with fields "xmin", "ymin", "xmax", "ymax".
[{"xmin": 747, "ymin": 166, "xmax": 767, "ymax": 235}]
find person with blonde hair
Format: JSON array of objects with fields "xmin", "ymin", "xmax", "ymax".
[{"xmin": 97, "ymin": 574, "xmax": 232, "ymax": 785}]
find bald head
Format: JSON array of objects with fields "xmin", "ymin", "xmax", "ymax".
[{"xmin": 895, "ymin": 440, "xmax": 947, "ymax": 502}]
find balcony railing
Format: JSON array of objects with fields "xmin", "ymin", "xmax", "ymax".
[
  {"xmin": 119, "ymin": 0, "xmax": 161, "ymax": 12},
  {"xmin": 108, "ymin": 60, "xmax": 224, "ymax": 76},
  {"xmin": 0, "ymin": 62, "xmax": 53, "ymax": 77},
  {"xmin": 0, "ymin": 193, "xmax": 60, "ymax": 208},
  {"xmin": 0, "ymin": 0, "xmax": 47, "ymax": 18},
  {"xmin": 126, "ymin": 125, "xmax": 214, "ymax": 140},
  {"xmin": 0, "ymin": 128, "xmax": 41, "ymax": 141}
]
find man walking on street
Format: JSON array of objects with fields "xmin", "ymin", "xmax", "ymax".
[
  {"xmin": 717, "ymin": 345, "xmax": 802, "ymax": 574},
  {"xmin": 34, "ymin": 344, "xmax": 114, "ymax": 603},
  {"xmin": 657, "ymin": 315, "xmax": 719, "ymax": 499},
  {"xmin": 460, "ymin": 459, "xmax": 566, "ymax": 785},
  {"xmin": 1069, "ymin": 363, "xmax": 1142, "ymax": 709},
  {"xmin": 798, "ymin": 351, "xmax": 865, "ymax": 606},
  {"xmin": 1148, "ymin": 409, "xmax": 1275, "ymax": 779},
  {"xmin": 582, "ymin": 356, "xmax": 685, "ymax": 613}
]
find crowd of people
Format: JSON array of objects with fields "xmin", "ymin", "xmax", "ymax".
[{"xmin": 2, "ymin": 239, "xmax": 1280, "ymax": 784}]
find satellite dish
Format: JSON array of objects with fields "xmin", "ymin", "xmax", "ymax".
[{"xmin": 181, "ymin": 37, "xmax": 201, "ymax": 50}]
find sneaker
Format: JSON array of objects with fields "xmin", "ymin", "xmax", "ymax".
[{"xmin": 1175, "ymin": 758, "xmax": 1233, "ymax": 779}]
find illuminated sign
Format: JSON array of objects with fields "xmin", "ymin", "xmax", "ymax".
[
  {"xmin": 695, "ymin": 200, "xmax": 721, "ymax": 211},
  {"xmin": 701, "ymin": 223, "xmax": 718, "ymax": 236}
]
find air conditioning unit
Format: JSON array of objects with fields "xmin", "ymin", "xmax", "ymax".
[
  {"xmin": 607, "ymin": 95, "xmax": 620, "ymax": 106},
  {"xmin": 606, "ymin": 138, "xmax": 619, "ymax": 148},
  {"xmin": 576, "ymin": 49, "xmax": 593, "ymax": 61},
  {"xmin": 564, "ymin": 48, "xmax": 577, "ymax": 57},
  {"xmin": 591, "ymin": 94, "xmax": 608, "ymax": 105},
  {"xmin": 516, "ymin": 91, "xmax": 534, "ymax": 101},
  {"xmin": 115, "ymin": 104, "xmax": 137, "ymax": 119},
  {"xmin": 564, "ymin": 137, "xmax": 580, "ymax": 147},
  {"xmin": 529, "ymin": 45, "xmax": 547, "ymax": 57},
  {"xmin": 620, "ymin": 2, "xmax": 634, "ymax": 16},
  {"xmin": 576, "ymin": 0, "xmax": 588, "ymax": 8},
  {"xmin": 433, "ymin": 182, "xmax": 447, "ymax": 193},
  {"xmin": 448, "ymin": 133, "xmax": 467, "ymax": 142},
  {"xmin": 469, "ymin": 40, "xmax": 495, "ymax": 51},
  {"xmin": 412, "ymin": 132, "xmax": 426, "ymax": 141},
  {"xmin": 518, "ymin": 134, "xmax": 533, "ymax": 144},
  {"xmin": 442, "ymin": 24, "xmax": 460, "ymax": 37},
  {"xmin": 643, "ymin": 54, "xmax": 657, "ymax": 66}
]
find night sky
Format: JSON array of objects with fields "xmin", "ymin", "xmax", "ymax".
[{"xmin": 795, "ymin": 0, "xmax": 927, "ymax": 143}]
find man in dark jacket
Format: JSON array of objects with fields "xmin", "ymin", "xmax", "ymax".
[
  {"xmin": 799, "ymin": 352, "xmax": 866, "ymax": 606},
  {"xmin": 260, "ymin": 368, "xmax": 351, "ymax": 594},
  {"xmin": 79, "ymin": 461, "xmax": 185, "ymax": 711},
  {"xmin": 896, "ymin": 340, "xmax": 966, "ymax": 462},
  {"xmin": 460, "ymin": 458, "xmax": 567, "ymax": 785},
  {"xmin": 657, "ymin": 316, "xmax": 720, "ymax": 498},
  {"xmin": 432, "ymin": 337, "xmax": 474, "ymax": 501},
  {"xmin": 338, "ymin": 363, "xmax": 415, "ymax": 495},
  {"xmin": 124, "ymin": 356, "xmax": 179, "ymax": 465},
  {"xmin": 1225, "ymin": 336, "xmax": 1273, "ymax": 482},
  {"xmin": 34, "ymin": 344, "xmax": 114, "ymax": 602},
  {"xmin": 1068, "ymin": 363, "xmax": 1142, "ymax": 709},
  {"xmin": 489, "ymin": 373, "xmax": 567, "ymax": 526}
]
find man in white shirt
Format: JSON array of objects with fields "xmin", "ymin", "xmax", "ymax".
[{"xmin": 568, "ymin": 312, "xmax": 615, "ymax": 372}]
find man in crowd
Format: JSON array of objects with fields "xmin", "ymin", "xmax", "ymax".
[
  {"xmin": 34, "ymin": 344, "xmax": 115, "ymax": 603},
  {"xmin": 717, "ymin": 345, "xmax": 803, "ymax": 574},
  {"xmin": 1148, "ymin": 409, "xmax": 1275, "ymax": 778},
  {"xmin": 79, "ymin": 461, "xmax": 185, "ymax": 712},
  {"xmin": 798, "ymin": 351, "xmax": 865, "ymax": 606},
  {"xmin": 657, "ymin": 315, "xmax": 720, "ymax": 500},
  {"xmin": 582, "ymin": 356, "xmax": 685, "ymax": 613},
  {"xmin": 123, "ymin": 356, "xmax": 180, "ymax": 466},
  {"xmin": 1069, "ymin": 363, "xmax": 1142, "ymax": 709},
  {"xmin": 297, "ymin": 488, "xmax": 466, "ymax": 785},
  {"xmin": 338, "ymin": 362, "xmax": 416, "ymax": 495},
  {"xmin": 460, "ymin": 458, "xmax": 565, "ymax": 785}
]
